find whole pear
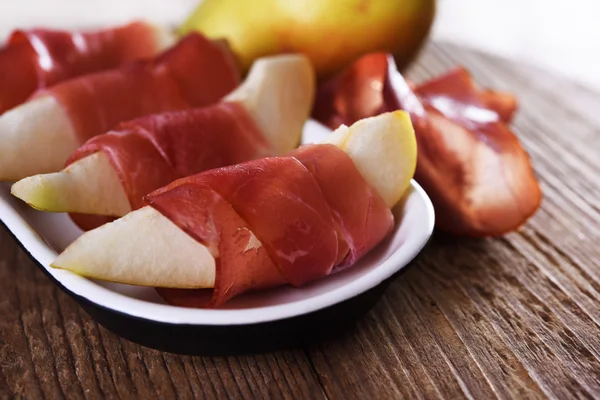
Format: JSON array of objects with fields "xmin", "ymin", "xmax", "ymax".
[{"xmin": 180, "ymin": 0, "xmax": 436, "ymax": 79}]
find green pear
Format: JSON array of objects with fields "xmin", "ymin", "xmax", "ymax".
[{"xmin": 180, "ymin": 0, "xmax": 436, "ymax": 79}]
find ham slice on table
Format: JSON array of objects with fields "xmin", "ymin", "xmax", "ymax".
[
  {"xmin": 312, "ymin": 53, "xmax": 541, "ymax": 237},
  {"xmin": 43, "ymin": 32, "xmax": 240, "ymax": 144},
  {"xmin": 313, "ymin": 54, "xmax": 518, "ymax": 127},
  {"xmin": 0, "ymin": 21, "xmax": 171, "ymax": 114},
  {"xmin": 413, "ymin": 66, "xmax": 518, "ymax": 124},
  {"xmin": 148, "ymin": 144, "xmax": 394, "ymax": 307}
]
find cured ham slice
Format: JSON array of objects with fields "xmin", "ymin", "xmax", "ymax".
[
  {"xmin": 152, "ymin": 184, "xmax": 286, "ymax": 305},
  {"xmin": 291, "ymin": 145, "xmax": 394, "ymax": 269},
  {"xmin": 312, "ymin": 51, "xmax": 388, "ymax": 129},
  {"xmin": 45, "ymin": 32, "xmax": 240, "ymax": 144},
  {"xmin": 312, "ymin": 52, "xmax": 542, "ymax": 237},
  {"xmin": 312, "ymin": 54, "xmax": 517, "ymax": 127},
  {"xmin": 0, "ymin": 32, "xmax": 240, "ymax": 180},
  {"xmin": 414, "ymin": 67, "xmax": 518, "ymax": 124},
  {"xmin": 68, "ymin": 102, "xmax": 267, "ymax": 210},
  {"xmin": 148, "ymin": 144, "xmax": 393, "ymax": 306},
  {"xmin": 0, "ymin": 21, "xmax": 173, "ymax": 114}
]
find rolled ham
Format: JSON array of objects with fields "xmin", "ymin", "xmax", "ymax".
[
  {"xmin": 312, "ymin": 52, "xmax": 541, "ymax": 237},
  {"xmin": 0, "ymin": 21, "xmax": 173, "ymax": 114},
  {"xmin": 67, "ymin": 101, "xmax": 268, "ymax": 211},
  {"xmin": 43, "ymin": 32, "xmax": 240, "ymax": 144},
  {"xmin": 49, "ymin": 110, "xmax": 415, "ymax": 307},
  {"xmin": 0, "ymin": 32, "xmax": 240, "ymax": 180},
  {"xmin": 148, "ymin": 144, "xmax": 394, "ymax": 306},
  {"xmin": 10, "ymin": 53, "xmax": 316, "ymax": 236}
]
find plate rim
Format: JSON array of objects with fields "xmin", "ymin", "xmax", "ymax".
[{"xmin": 0, "ymin": 179, "xmax": 434, "ymax": 326}]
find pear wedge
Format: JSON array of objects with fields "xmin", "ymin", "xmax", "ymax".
[
  {"xmin": 52, "ymin": 111, "xmax": 417, "ymax": 288},
  {"xmin": 225, "ymin": 54, "xmax": 315, "ymax": 154},
  {"xmin": 323, "ymin": 110, "xmax": 416, "ymax": 208},
  {"xmin": 11, "ymin": 152, "xmax": 131, "ymax": 216},
  {"xmin": 12, "ymin": 54, "xmax": 315, "ymax": 217},
  {"xmin": 0, "ymin": 96, "xmax": 78, "ymax": 180},
  {"xmin": 53, "ymin": 206, "xmax": 216, "ymax": 287}
]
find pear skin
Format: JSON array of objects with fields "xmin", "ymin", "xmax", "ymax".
[{"xmin": 180, "ymin": 0, "xmax": 436, "ymax": 79}]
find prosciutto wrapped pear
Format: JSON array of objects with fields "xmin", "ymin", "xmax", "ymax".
[
  {"xmin": 0, "ymin": 32, "xmax": 239, "ymax": 180},
  {"xmin": 52, "ymin": 111, "xmax": 417, "ymax": 307},
  {"xmin": 12, "ymin": 55, "xmax": 315, "ymax": 218}
]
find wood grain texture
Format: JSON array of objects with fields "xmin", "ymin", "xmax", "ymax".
[{"xmin": 2, "ymin": 41, "xmax": 600, "ymax": 399}]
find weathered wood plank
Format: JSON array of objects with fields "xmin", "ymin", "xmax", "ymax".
[
  {"xmin": 0, "ymin": 232, "xmax": 45, "ymax": 399},
  {"xmin": 408, "ymin": 266, "xmax": 546, "ymax": 399},
  {"xmin": 2, "ymin": 42, "xmax": 600, "ymax": 400},
  {"xmin": 387, "ymin": 284, "xmax": 497, "ymax": 399},
  {"xmin": 0, "ymin": 226, "xmax": 325, "ymax": 399},
  {"xmin": 307, "ymin": 304, "xmax": 435, "ymax": 400},
  {"xmin": 415, "ymin": 239, "xmax": 595, "ymax": 399}
]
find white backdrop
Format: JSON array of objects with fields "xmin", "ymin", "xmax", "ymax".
[
  {"xmin": 435, "ymin": 0, "xmax": 600, "ymax": 90},
  {"xmin": 0, "ymin": 0, "xmax": 598, "ymax": 90}
]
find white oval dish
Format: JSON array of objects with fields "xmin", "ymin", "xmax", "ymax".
[{"xmin": 0, "ymin": 120, "xmax": 434, "ymax": 354}]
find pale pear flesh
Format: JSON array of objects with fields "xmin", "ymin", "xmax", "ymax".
[
  {"xmin": 152, "ymin": 24, "xmax": 177, "ymax": 52},
  {"xmin": 225, "ymin": 54, "xmax": 315, "ymax": 154},
  {"xmin": 53, "ymin": 206, "xmax": 216, "ymax": 288},
  {"xmin": 0, "ymin": 96, "xmax": 78, "ymax": 181},
  {"xmin": 323, "ymin": 111, "xmax": 417, "ymax": 208},
  {"xmin": 11, "ymin": 152, "xmax": 131, "ymax": 216},
  {"xmin": 12, "ymin": 54, "xmax": 315, "ymax": 216},
  {"xmin": 52, "ymin": 111, "xmax": 417, "ymax": 289}
]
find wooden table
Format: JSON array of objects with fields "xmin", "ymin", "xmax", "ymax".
[{"xmin": 2, "ymin": 42, "xmax": 600, "ymax": 399}]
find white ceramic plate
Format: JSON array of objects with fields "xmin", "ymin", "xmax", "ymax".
[{"xmin": 0, "ymin": 120, "xmax": 434, "ymax": 354}]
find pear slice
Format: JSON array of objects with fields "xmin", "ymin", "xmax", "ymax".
[
  {"xmin": 12, "ymin": 152, "xmax": 131, "ymax": 216},
  {"xmin": 53, "ymin": 206, "xmax": 216, "ymax": 287},
  {"xmin": 152, "ymin": 23, "xmax": 178, "ymax": 52},
  {"xmin": 12, "ymin": 54, "xmax": 315, "ymax": 217},
  {"xmin": 0, "ymin": 96, "xmax": 78, "ymax": 181},
  {"xmin": 224, "ymin": 54, "xmax": 315, "ymax": 154},
  {"xmin": 323, "ymin": 110, "xmax": 417, "ymax": 208},
  {"xmin": 52, "ymin": 111, "xmax": 417, "ymax": 288}
]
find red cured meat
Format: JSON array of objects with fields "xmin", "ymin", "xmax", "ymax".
[
  {"xmin": 414, "ymin": 67, "xmax": 517, "ymax": 123},
  {"xmin": 479, "ymin": 90, "xmax": 517, "ymax": 123},
  {"xmin": 312, "ymin": 52, "xmax": 541, "ymax": 237},
  {"xmin": 147, "ymin": 144, "xmax": 392, "ymax": 307},
  {"xmin": 312, "ymin": 52, "xmax": 389, "ymax": 129},
  {"xmin": 0, "ymin": 41, "xmax": 38, "ymax": 113},
  {"xmin": 195, "ymin": 157, "xmax": 340, "ymax": 287},
  {"xmin": 149, "ymin": 183, "xmax": 285, "ymax": 307},
  {"xmin": 290, "ymin": 144, "xmax": 394, "ymax": 270},
  {"xmin": 0, "ymin": 21, "xmax": 165, "ymax": 113},
  {"xmin": 67, "ymin": 101, "xmax": 267, "ymax": 210},
  {"xmin": 41, "ymin": 32, "xmax": 240, "ymax": 143},
  {"xmin": 312, "ymin": 53, "xmax": 517, "ymax": 127}
]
